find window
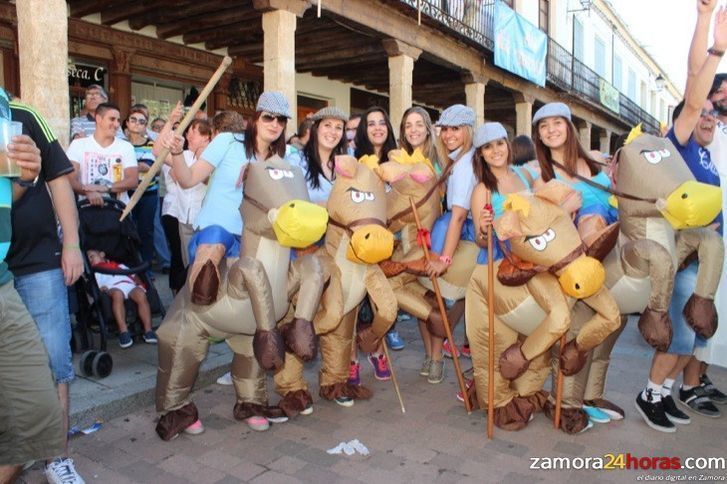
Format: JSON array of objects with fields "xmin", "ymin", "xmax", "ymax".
[
  {"xmin": 640, "ymin": 80, "xmax": 647, "ymax": 107},
  {"xmin": 613, "ymin": 56, "xmax": 622, "ymax": 90},
  {"xmin": 660, "ymin": 99, "xmax": 667, "ymax": 122},
  {"xmin": 627, "ymin": 68, "xmax": 636, "ymax": 100},
  {"xmin": 594, "ymin": 36, "xmax": 606, "ymax": 77},
  {"xmin": 573, "ymin": 17, "xmax": 584, "ymax": 61},
  {"xmin": 539, "ymin": 0, "xmax": 549, "ymax": 33}
]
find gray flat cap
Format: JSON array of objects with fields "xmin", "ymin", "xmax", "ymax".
[
  {"xmin": 256, "ymin": 91, "xmax": 291, "ymax": 118},
  {"xmin": 474, "ymin": 122, "xmax": 508, "ymax": 148},
  {"xmin": 436, "ymin": 104, "xmax": 475, "ymax": 127},
  {"xmin": 311, "ymin": 106, "xmax": 348, "ymax": 123},
  {"xmin": 532, "ymin": 102, "xmax": 571, "ymax": 125}
]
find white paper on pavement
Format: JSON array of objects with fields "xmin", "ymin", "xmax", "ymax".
[{"xmin": 326, "ymin": 439, "xmax": 369, "ymax": 456}]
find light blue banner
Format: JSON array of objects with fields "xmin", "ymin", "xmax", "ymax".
[{"xmin": 493, "ymin": 0, "xmax": 547, "ymax": 87}]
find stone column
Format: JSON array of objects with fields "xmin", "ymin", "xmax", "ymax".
[
  {"xmin": 514, "ymin": 94, "xmax": 534, "ymax": 137},
  {"xmin": 382, "ymin": 39, "xmax": 421, "ymax": 138},
  {"xmin": 16, "ymin": 0, "xmax": 70, "ymax": 147},
  {"xmin": 109, "ymin": 47, "xmax": 134, "ymax": 120},
  {"xmin": 577, "ymin": 120, "xmax": 593, "ymax": 149},
  {"xmin": 254, "ymin": 0, "xmax": 310, "ymax": 136},
  {"xmin": 599, "ymin": 129, "xmax": 612, "ymax": 154},
  {"xmin": 462, "ymin": 72, "xmax": 487, "ymax": 127}
]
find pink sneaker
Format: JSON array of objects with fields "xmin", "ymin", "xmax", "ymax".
[
  {"xmin": 367, "ymin": 353, "xmax": 391, "ymax": 381},
  {"xmin": 456, "ymin": 379, "xmax": 474, "ymax": 403},
  {"xmin": 183, "ymin": 419, "xmax": 205, "ymax": 435},
  {"xmin": 348, "ymin": 361, "xmax": 361, "ymax": 386},
  {"xmin": 245, "ymin": 416, "xmax": 270, "ymax": 432},
  {"xmin": 442, "ymin": 339, "xmax": 458, "ymax": 358}
]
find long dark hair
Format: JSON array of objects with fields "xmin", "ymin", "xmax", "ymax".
[
  {"xmin": 244, "ymin": 111, "xmax": 287, "ymax": 160},
  {"xmin": 511, "ymin": 135, "xmax": 536, "ymax": 166},
  {"xmin": 473, "ymin": 138, "xmax": 514, "ymax": 193},
  {"xmin": 303, "ymin": 117, "xmax": 348, "ymax": 189},
  {"xmin": 534, "ymin": 117, "xmax": 599, "ymax": 182},
  {"xmin": 354, "ymin": 106, "xmax": 397, "ymax": 163}
]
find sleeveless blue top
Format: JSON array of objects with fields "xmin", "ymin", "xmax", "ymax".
[
  {"xmin": 555, "ymin": 169, "xmax": 618, "ymax": 224},
  {"xmin": 431, "ymin": 166, "xmax": 534, "ymax": 265}
]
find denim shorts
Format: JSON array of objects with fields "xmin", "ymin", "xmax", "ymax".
[
  {"xmin": 14, "ymin": 268, "xmax": 75, "ymax": 383},
  {"xmin": 667, "ymin": 262, "xmax": 706, "ymax": 355}
]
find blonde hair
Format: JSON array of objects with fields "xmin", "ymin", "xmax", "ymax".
[{"xmin": 436, "ymin": 125, "xmax": 474, "ymax": 165}]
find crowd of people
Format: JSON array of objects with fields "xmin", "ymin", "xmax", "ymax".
[{"xmin": 2, "ymin": 1, "xmax": 727, "ymax": 483}]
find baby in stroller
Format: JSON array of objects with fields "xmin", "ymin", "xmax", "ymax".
[{"xmin": 87, "ymin": 249, "xmax": 157, "ymax": 348}]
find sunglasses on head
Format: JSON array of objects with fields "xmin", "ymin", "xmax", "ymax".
[
  {"xmin": 260, "ymin": 113, "xmax": 287, "ymax": 124},
  {"xmin": 129, "ymin": 116, "xmax": 147, "ymax": 125}
]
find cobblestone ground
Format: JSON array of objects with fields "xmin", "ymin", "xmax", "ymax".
[{"xmin": 19, "ymin": 317, "xmax": 727, "ymax": 483}]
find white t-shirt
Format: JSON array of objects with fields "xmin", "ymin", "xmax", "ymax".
[
  {"xmin": 66, "ymin": 135, "xmax": 137, "ymax": 204},
  {"xmin": 162, "ymin": 150, "xmax": 207, "ymax": 224},
  {"xmin": 446, "ymin": 147, "xmax": 477, "ymax": 213}
]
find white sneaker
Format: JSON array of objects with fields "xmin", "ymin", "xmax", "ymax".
[
  {"xmin": 45, "ymin": 457, "xmax": 85, "ymax": 484},
  {"xmin": 216, "ymin": 371, "xmax": 233, "ymax": 385}
]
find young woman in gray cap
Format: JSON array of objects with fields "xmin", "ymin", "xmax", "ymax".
[
  {"xmin": 424, "ymin": 104, "xmax": 478, "ymax": 378},
  {"xmin": 531, "ymin": 102, "xmax": 617, "ymax": 247},
  {"xmin": 287, "ymin": 106, "xmax": 348, "ymax": 204},
  {"xmin": 163, "ymin": 91, "xmax": 290, "ymax": 311}
]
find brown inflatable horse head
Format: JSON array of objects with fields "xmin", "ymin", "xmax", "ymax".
[
  {"xmin": 614, "ymin": 134, "xmax": 722, "ymax": 229},
  {"xmin": 240, "ymin": 155, "xmax": 328, "ymax": 247},
  {"xmin": 377, "ymin": 148, "xmax": 442, "ymax": 232},
  {"xmin": 494, "ymin": 181, "xmax": 606, "ymax": 299},
  {"xmin": 326, "ymin": 155, "xmax": 394, "ymax": 264}
]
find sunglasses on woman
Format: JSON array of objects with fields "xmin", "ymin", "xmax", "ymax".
[
  {"xmin": 129, "ymin": 116, "xmax": 147, "ymax": 125},
  {"xmin": 260, "ymin": 113, "xmax": 287, "ymax": 124}
]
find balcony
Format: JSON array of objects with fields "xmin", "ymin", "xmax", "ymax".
[{"xmin": 396, "ymin": 0, "xmax": 661, "ymax": 134}]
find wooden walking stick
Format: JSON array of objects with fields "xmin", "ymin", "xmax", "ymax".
[
  {"xmin": 120, "ymin": 55, "xmax": 233, "ymax": 221},
  {"xmin": 408, "ymin": 197, "xmax": 472, "ymax": 414},
  {"xmin": 381, "ymin": 340, "xmax": 406, "ymax": 414},
  {"xmin": 554, "ymin": 334, "xmax": 566, "ymax": 429},
  {"xmin": 485, "ymin": 193, "xmax": 495, "ymax": 439}
]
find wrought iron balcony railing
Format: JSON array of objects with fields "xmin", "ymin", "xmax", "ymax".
[{"xmin": 397, "ymin": 0, "xmax": 661, "ymax": 134}]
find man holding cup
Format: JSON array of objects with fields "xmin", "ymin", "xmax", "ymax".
[{"xmin": 0, "ymin": 87, "xmax": 84, "ymax": 483}]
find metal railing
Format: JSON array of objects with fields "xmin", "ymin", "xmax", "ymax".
[{"xmin": 397, "ymin": 0, "xmax": 661, "ymax": 133}]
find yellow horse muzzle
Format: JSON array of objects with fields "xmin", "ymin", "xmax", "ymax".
[
  {"xmin": 557, "ymin": 255, "xmax": 605, "ymax": 299},
  {"xmin": 346, "ymin": 224, "xmax": 394, "ymax": 264},
  {"xmin": 658, "ymin": 181, "xmax": 722, "ymax": 229},
  {"xmin": 272, "ymin": 200, "xmax": 329, "ymax": 248}
]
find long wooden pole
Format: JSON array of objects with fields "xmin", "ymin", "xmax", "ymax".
[
  {"xmin": 554, "ymin": 334, "xmax": 566, "ymax": 429},
  {"xmin": 381, "ymin": 340, "xmax": 406, "ymax": 414},
  {"xmin": 408, "ymin": 197, "xmax": 472, "ymax": 414},
  {"xmin": 485, "ymin": 194, "xmax": 495, "ymax": 439},
  {"xmin": 120, "ymin": 55, "xmax": 233, "ymax": 221}
]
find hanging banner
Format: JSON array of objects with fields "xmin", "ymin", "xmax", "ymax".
[
  {"xmin": 599, "ymin": 79, "xmax": 620, "ymax": 113},
  {"xmin": 493, "ymin": 0, "xmax": 547, "ymax": 87}
]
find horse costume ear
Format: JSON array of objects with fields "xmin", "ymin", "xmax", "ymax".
[
  {"xmin": 375, "ymin": 160, "xmax": 407, "ymax": 183},
  {"xmin": 334, "ymin": 155, "xmax": 358, "ymax": 178},
  {"xmin": 534, "ymin": 179, "xmax": 575, "ymax": 206},
  {"xmin": 493, "ymin": 207, "xmax": 523, "ymax": 241}
]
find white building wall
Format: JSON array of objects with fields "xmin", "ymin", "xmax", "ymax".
[{"xmin": 295, "ymin": 72, "xmax": 351, "ymax": 111}]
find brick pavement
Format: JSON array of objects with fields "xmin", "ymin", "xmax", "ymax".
[{"xmin": 19, "ymin": 317, "xmax": 727, "ymax": 483}]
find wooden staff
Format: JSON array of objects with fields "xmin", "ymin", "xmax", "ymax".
[
  {"xmin": 120, "ymin": 55, "xmax": 233, "ymax": 221},
  {"xmin": 554, "ymin": 334, "xmax": 566, "ymax": 429},
  {"xmin": 485, "ymin": 193, "xmax": 495, "ymax": 439},
  {"xmin": 409, "ymin": 197, "xmax": 472, "ymax": 414},
  {"xmin": 381, "ymin": 340, "xmax": 406, "ymax": 414}
]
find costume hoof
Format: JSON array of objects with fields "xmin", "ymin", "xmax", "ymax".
[
  {"xmin": 191, "ymin": 260, "xmax": 219, "ymax": 305},
  {"xmin": 560, "ymin": 339, "xmax": 589, "ymax": 376},
  {"xmin": 253, "ymin": 329, "xmax": 285, "ymax": 370},
  {"xmin": 499, "ymin": 343, "xmax": 529, "ymax": 380},
  {"xmin": 156, "ymin": 403, "xmax": 199, "ymax": 441},
  {"xmin": 282, "ymin": 318, "xmax": 318, "ymax": 361},
  {"xmin": 356, "ymin": 326, "xmax": 380, "ymax": 353},
  {"xmin": 637, "ymin": 307, "xmax": 672, "ymax": 352},
  {"xmin": 684, "ymin": 294, "xmax": 718, "ymax": 339}
]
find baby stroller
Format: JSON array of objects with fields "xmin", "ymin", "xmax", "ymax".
[{"xmin": 73, "ymin": 198, "xmax": 166, "ymax": 378}]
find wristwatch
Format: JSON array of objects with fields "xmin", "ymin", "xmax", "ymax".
[{"xmin": 13, "ymin": 175, "xmax": 38, "ymax": 188}]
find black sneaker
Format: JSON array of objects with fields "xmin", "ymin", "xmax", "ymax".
[
  {"xmin": 635, "ymin": 389, "xmax": 676, "ymax": 433},
  {"xmin": 700, "ymin": 374, "xmax": 727, "ymax": 405},
  {"xmin": 678, "ymin": 386, "xmax": 721, "ymax": 418},
  {"xmin": 661, "ymin": 395, "xmax": 691, "ymax": 424}
]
